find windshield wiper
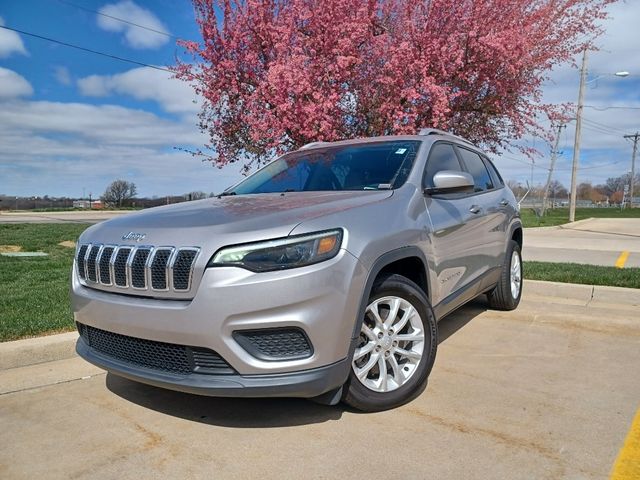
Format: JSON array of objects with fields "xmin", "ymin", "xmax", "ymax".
[{"xmin": 217, "ymin": 191, "xmax": 237, "ymax": 198}]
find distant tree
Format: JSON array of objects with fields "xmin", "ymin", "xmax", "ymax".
[
  {"xmin": 601, "ymin": 173, "xmax": 640, "ymax": 198},
  {"xmin": 102, "ymin": 180, "xmax": 137, "ymax": 208},
  {"xmin": 186, "ymin": 191, "xmax": 208, "ymax": 201},
  {"xmin": 548, "ymin": 180, "xmax": 568, "ymax": 201},
  {"xmin": 577, "ymin": 182, "xmax": 593, "ymax": 201},
  {"xmin": 176, "ymin": 0, "xmax": 612, "ymax": 170},
  {"xmin": 589, "ymin": 189, "xmax": 607, "ymax": 203},
  {"xmin": 610, "ymin": 190, "xmax": 624, "ymax": 204}
]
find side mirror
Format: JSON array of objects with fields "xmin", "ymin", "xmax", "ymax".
[{"xmin": 425, "ymin": 171, "xmax": 475, "ymax": 194}]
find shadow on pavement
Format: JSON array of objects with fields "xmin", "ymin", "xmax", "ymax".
[
  {"xmin": 106, "ymin": 297, "xmax": 487, "ymax": 426},
  {"xmin": 437, "ymin": 296, "xmax": 488, "ymax": 344},
  {"xmin": 106, "ymin": 373, "xmax": 345, "ymax": 428}
]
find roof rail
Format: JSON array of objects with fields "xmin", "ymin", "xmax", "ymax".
[
  {"xmin": 299, "ymin": 141, "xmax": 327, "ymax": 150},
  {"xmin": 417, "ymin": 128, "xmax": 475, "ymax": 146}
]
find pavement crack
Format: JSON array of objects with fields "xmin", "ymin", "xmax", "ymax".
[
  {"xmin": 585, "ymin": 286, "xmax": 595, "ymax": 307},
  {"xmin": 0, "ymin": 372, "xmax": 106, "ymax": 396}
]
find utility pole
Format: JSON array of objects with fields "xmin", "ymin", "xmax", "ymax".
[
  {"xmin": 624, "ymin": 132, "xmax": 639, "ymax": 208},
  {"xmin": 569, "ymin": 49, "xmax": 588, "ymax": 222},
  {"xmin": 541, "ymin": 124, "xmax": 565, "ymax": 217}
]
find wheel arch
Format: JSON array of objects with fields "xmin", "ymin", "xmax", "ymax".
[
  {"xmin": 509, "ymin": 221, "xmax": 523, "ymax": 250},
  {"xmin": 349, "ymin": 247, "xmax": 430, "ymax": 342}
]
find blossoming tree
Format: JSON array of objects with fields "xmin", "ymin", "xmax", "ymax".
[{"xmin": 175, "ymin": 0, "xmax": 613, "ymax": 169}]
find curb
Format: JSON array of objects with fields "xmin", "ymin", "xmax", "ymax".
[
  {"xmin": 524, "ymin": 279, "xmax": 640, "ymax": 306},
  {"xmin": 0, "ymin": 331, "xmax": 78, "ymax": 370},
  {"xmin": 524, "ymin": 217, "xmax": 595, "ymax": 232},
  {"xmin": 1, "ymin": 279, "xmax": 639, "ymax": 371}
]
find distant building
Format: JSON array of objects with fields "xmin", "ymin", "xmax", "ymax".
[{"xmin": 73, "ymin": 200, "xmax": 104, "ymax": 209}]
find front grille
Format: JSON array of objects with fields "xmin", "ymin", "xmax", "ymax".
[
  {"xmin": 86, "ymin": 245, "xmax": 100, "ymax": 282},
  {"xmin": 77, "ymin": 323, "xmax": 234, "ymax": 375},
  {"xmin": 76, "ymin": 243, "xmax": 199, "ymax": 294},
  {"xmin": 131, "ymin": 248, "xmax": 151, "ymax": 289},
  {"xmin": 233, "ymin": 328, "xmax": 313, "ymax": 360},
  {"xmin": 150, "ymin": 248, "xmax": 173, "ymax": 290},
  {"xmin": 77, "ymin": 245, "xmax": 88, "ymax": 280},
  {"xmin": 172, "ymin": 249, "xmax": 198, "ymax": 290},
  {"xmin": 98, "ymin": 246, "xmax": 114, "ymax": 284},
  {"xmin": 113, "ymin": 247, "xmax": 131, "ymax": 287}
]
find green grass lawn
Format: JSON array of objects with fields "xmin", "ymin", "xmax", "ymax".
[
  {"xmin": 1, "ymin": 222, "xmax": 638, "ymax": 342},
  {"xmin": 0, "ymin": 223, "xmax": 89, "ymax": 341},
  {"xmin": 525, "ymin": 261, "xmax": 640, "ymax": 289},
  {"xmin": 520, "ymin": 207, "xmax": 640, "ymax": 228}
]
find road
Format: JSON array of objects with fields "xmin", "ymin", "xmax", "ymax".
[
  {"xmin": 524, "ymin": 218, "xmax": 640, "ymax": 268},
  {"xmin": 0, "ymin": 211, "xmax": 130, "ymax": 224},
  {"xmin": 1, "ymin": 284, "xmax": 638, "ymax": 479}
]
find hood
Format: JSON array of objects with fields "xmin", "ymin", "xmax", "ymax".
[{"xmin": 80, "ymin": 190, "xmax": 393, "ymax": 249}]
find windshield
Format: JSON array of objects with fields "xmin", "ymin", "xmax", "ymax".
[{"xmin": 229, "ymin": 140, "xmax": 421, "ymax": 195}]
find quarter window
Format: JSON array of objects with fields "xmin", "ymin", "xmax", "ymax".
[
  {"xmin": 484, "ymin": 158, "xmax": 505, "ymax": 188},
  {"xmin": 457, "ymin": 147, "xmax": 494, "ymax": 192},
  {"xmin": 423, "ymin": 143, "xmax": 463, "ymax": 188}
]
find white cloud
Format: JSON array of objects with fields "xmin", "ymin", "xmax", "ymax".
[
  {"xmin": 77, "ymin": 67, "xmax": 199, "ymax": 115},
  {"xmin": 54, "ymin": 66, "xmax": 72, "ymax": 86},
  {"xmin": 499, "ymin": 1, "xmax": 640, "ymax": 188},
  {"xmin": 0, "ymin": 16, "xmax": 28, "ymax": 58},
  {"xmin": 97, "ymin": 1, "xmax": 170, "ymax": 49},
  {"xmin": 0, "ymin": 67, "xmax": 33, "ymax": 99},
  {"xmin": 0, "ymin": 98, "xmax": 241, "ymax": 197},
  {"xmin": 0, "ymin": 100, "xmax": 202, "ymax": 146}
]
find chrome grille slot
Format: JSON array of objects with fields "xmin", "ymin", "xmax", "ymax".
[
  {"xmin": 172, "ymin": 249, "xmax": 198, "ymax": 290},
  {"xmin": 77, "ymin": 245, "xmax": 88, "ymax": 280},
  {"xmin": 75, "ymin": 243, "xmax": 199, "ymax": 296},
  {"xmin": 98, "ymin": 246, "xmax": 115, "ymax": 285},
  {"xmin": 150, "ymin": 248, "xmax": 173, "ymax": 290},
  {"xmin": 130, "ymin": 248, "xmax": 151, "ymax": 289},
  {"xmin": 113, "ymin": 247, "xmax": 132, "ymax": 287},
  {"xmin": 86, "ymin": 245, "xmax": 101, "ymax": 282}
]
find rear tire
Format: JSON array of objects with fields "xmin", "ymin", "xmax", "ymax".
[
  {"xmin": 487, "ymin": 240, "xmax": 522, "ymax": 311},
  {"xmin": 342, "ymin": 274, "xmax": 437, "ymax": 412}
]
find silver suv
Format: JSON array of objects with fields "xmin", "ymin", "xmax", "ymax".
[{"xmin": 72, "ymin": 129, "xmax": 522, "ymax": 411}]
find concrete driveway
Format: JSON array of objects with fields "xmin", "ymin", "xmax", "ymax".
[
  {"xmin": 524, "ymin": 218, "xmax": 640, "ymax": 268},
  {"xmin": 1, "ymin": 283, "xmax": 638, "ymax": 480}
]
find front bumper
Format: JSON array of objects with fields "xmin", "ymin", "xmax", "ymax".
[
  {"xmin": 76, "ymin": 336, "xmax": 350, "ymax": 398},
  {"xmin": 72, "ymin": 248, "xmax": 367, "ymax": 395}
]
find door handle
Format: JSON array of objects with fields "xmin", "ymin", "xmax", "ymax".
[
  {"xmin": 500, "ymin": 199, "xmax": 509, "ymax": 206},
  {"xmin": 469, "ymin": 205, "xmax": 481, "ymax": 214}
]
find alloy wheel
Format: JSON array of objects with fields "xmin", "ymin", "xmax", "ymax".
[{"xmin": 352, "ymin": 296, "xmax": 425, "ymax": 393}]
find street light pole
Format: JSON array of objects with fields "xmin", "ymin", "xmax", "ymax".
[
  {"xmin": 624, "ymin": 132, "xmax": 639, "ymax": 208},
  {"xmin": 569, "ymin": 49, "xmax": 588, "ymax": 223}
]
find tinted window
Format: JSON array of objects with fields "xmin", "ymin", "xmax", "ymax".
[
  {"xmin": 423, "ymin": 143, "xmax": 462, "ymax": 188},
  {"xmin": 232, "ymin": 141, "xmax": 420, "ymax": 194},
  {"xmin": 484, "ymin": 158, "xmax": 504, "ymax": 187},
  {"xmin": 457, "ymin": 147, "xmax": 494, "ymax": 192}
]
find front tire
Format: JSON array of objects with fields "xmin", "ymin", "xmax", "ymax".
[
  {"xmin": 487, "ymin": 240, "xmax": 522, "ymax": 311},
  {"xmin": 342, "ymin": 274, "xmax": 437, "ymax": 412}
]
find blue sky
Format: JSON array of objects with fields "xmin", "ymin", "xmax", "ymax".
[{"xmin": 0, "ymin": 0, "xmax": 639, "ymax": 198}]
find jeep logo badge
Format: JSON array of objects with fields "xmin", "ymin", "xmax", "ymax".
[{"xmin": 122, "ymin": 232, "xmax": 146, "ymax": 242}]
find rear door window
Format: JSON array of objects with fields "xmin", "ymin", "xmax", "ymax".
[
  {"xmin": 456, "ymin": 147, "xmax": 494, "ymax": 192},
  {"xmin": 423, "ymin": 143, "xmax": 463, "ymax": 188}
]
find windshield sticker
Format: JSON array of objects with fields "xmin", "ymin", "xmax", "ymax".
[{"xmin": 395, "ymin": 148, "xmax": 407, "ymax": 154}]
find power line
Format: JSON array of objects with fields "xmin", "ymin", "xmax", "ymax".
[
  {"xmin": 0, "ymin": 25, "xmax": 173, "ymax": 73},
  {"xmin": 585, "ymin": 105, "xmax": 640, "ymax": 111},
  {"xmin": 583, "ymin": 117, "xmax": 630, "ymax": 135},
  {"xmin": 55, "ymin": 0, "xmax": 180, "ymax": 40},
  {"xmin": 581, "ymin": 123, "xmax": 627, "ymax": 139}
]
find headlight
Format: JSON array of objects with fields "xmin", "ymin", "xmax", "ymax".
[{"xmin": 208, "ymin": 229, "xmax": 343, "ymax": 272}]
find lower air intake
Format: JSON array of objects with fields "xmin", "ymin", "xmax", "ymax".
[
  {"xmin": 233, "ymin": 328, "xmax": 313, "ymax": 360},
  {"xmin": 77, "ymin": 323, "xmax": 234, "ymax": 375}
]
